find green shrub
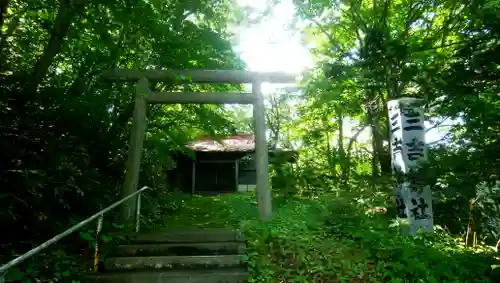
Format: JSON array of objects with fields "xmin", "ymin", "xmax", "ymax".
[{"xmin": 242, "ymin": 193, "xmax": 498, "ymax": 283}]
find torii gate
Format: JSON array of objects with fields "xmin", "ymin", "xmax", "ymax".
[{"xmin": 102, "ymin": 69, "xmax": 296, "ymax": 225}]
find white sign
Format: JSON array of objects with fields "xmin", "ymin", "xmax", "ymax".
[{"xmin": 388, "ymin": 98, "xmax": 434, "ymax": 234}]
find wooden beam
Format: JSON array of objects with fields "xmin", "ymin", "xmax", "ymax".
[
  {"xmin": 197, "ymin": 160, "xmax": 239, "ymax": 164},
  {"xmin": 146, "ymin": 92, "xmax": 254, "ymax": 105},
  {"xmin": 102, "ymin": 69, "xmax": 297, "ymax": 84},
  {"xmin": 121, "ymin": 78, "xmax": 148, "ymax": 227},
  {"xmin": 253, "ymin": 81, "xmax": 272, "ymax": 220}
]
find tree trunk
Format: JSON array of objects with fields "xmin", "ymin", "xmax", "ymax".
[
  {"xmin": 379, "ymin": 96, "xmax": 392, "ymax": 174},
  {"xmin": 337, "ymin": 112, "xmax": 347, "ymax": 184},
  {"xmin": 371, "ymin": 108, "xmax": 393, "ymax": 175},
  {"xmin": 25, "ymin": 0, "xmax": 86, "ymax": 94},
  {"xmin": 337, "ymin": 112, "xmax": 345, "ymax": 162},
  {"xmin": 0, "ymin": 0, "xmax": 8, "ymax": 28},
  {"xmin": 465, "ymin": 198, "xmax": 475, "ymax": 247},
  {"xmin": 378, "ymin": 146, "xmax": 392, "ymax": 174},
  {"xmin": 370, "ymin": 123, "xmax": 380, "ymax": 178},
  {"xmin": 366, "ymin": 102, "xmax": 380, "ymax": 178},
  {"xmin": 344, "ymin": 125, "xmax": 368, "ymax": 182},
  {"xmin": 326, "ymin": 131, "xmax": 337, "ymax": 177}
]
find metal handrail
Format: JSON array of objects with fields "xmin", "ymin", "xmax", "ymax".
[{"xmin": 0, "ymin": 186, "xmax": 152, "ymax": 279}]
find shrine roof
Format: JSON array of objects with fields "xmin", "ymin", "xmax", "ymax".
[{"xmin": 186, "ymin": 134, "xmax": 256, "ymax": 152}]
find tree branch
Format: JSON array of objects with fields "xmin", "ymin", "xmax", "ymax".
[
  {"xmin": 411, "ymin": 35, "xmax": 496, "ymax": 55},
  {"xmin": 347, "ymin": 125, "xmax": 369, "ymax": 155},
  {"xmin": 25, "ymin": 0, "xmax": 89, "ymax": 94},
  {"xmin": 428, "ymin": 133, "xmax": 452, "ymax": 146},
  {"xmin": 308, "ymin": 17, "xmax": 343, "ymax": 52},
  {"xmin": 425, "ymin": 117, "xmax": 451, "ymax": 133}
]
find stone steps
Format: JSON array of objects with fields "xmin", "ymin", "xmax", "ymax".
[
  {"xmin": 104, "ymin": 254, "xmax": 243, "ymax": 270},
  {"xmin": 115, "ymin": 229, "xmax": 245, "ymax": 244},
  {"xmin": 114, "ymin": 242, "xmax": 246, "ymax": 257},
  {"xmin": 85, "ymin": 268, "xmax": 249, "ymax": 283},
  {"xmin": 85, "ymin": 229, "xmax": 248, "ymax": 283}
]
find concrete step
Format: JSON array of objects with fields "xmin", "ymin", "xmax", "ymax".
[
  {"xmin": 114, "ymin": 242, "xmax": 246, "ymax": 257},
  {"xmin": 104, "ymin": 255, "xmax": 244, "ymax": 271},
  {"xmin": 84, "ymin": 268, "xmax": 249, "ymax": 283},
  {"xmin": 116, "ymin": 229, "xmax": 244, "ymax": 244}
]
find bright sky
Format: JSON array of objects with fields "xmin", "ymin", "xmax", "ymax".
[
  {"xmin": 235, "ymin": 0, "xmax": 311, "ymax": 73},
  {"xmin": 233, "ymin": 0, "xmax": 311, "ymax": 94},
  {"xmin": 233, "ymin": 0, "xmax": 447, "ymax": 145}
]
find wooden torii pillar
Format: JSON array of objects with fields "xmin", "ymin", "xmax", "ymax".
[{"xmin": 102, "ymin": 69, "xmax": 296, "ymax": 226}]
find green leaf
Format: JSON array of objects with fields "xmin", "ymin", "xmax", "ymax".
[
  {"xmin": 51, "ymin": 249, "xmax": 66, "ymax": 257},
  {"xmin": 6, "ymin": 268, "xmax": 25, "ymax": 280},
  {"xmin": 79, "ymin": 231, "xmax": 94, "ymax": 241},
  {"xmin": 62, "ymin": 270, "xmax": 72, "ymax": 277},
  {"xmin": 26, "ymin": 266, "xmax": 40, "ymax": 276},
  {"xmin": 240, "ymin": 254, "xmax": 249, "ymax": 262},
  {"xmin": 112, "ymin": 223, "xmax": 124, "ymax": 229},
  {"xmin": 101, "ymin": 234, "xmax": 113, "ymax": 243}
]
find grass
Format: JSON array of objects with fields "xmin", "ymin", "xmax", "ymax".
[
  {"xmin": 160, "ymin": 191, "xmax": 260, "ymax": 229},
  {"xmin": 142, "ymin": 189, "xmax": 500, "ymax": 282}
]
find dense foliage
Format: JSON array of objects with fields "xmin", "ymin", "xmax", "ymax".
[
  {"xmin": 0, "ymin": 0, "xmax": 246, "ymax": 280},
  {"xmin": 1, "ymin": 0, "xmax": 500, "ymax": 281},
  {"xmin": 289, "ymin": 0, "xmax": 500, "ymax": 244},
  {"xmin": 244, "ymin": 192, "xmax": 498, "ymax": 283}
]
